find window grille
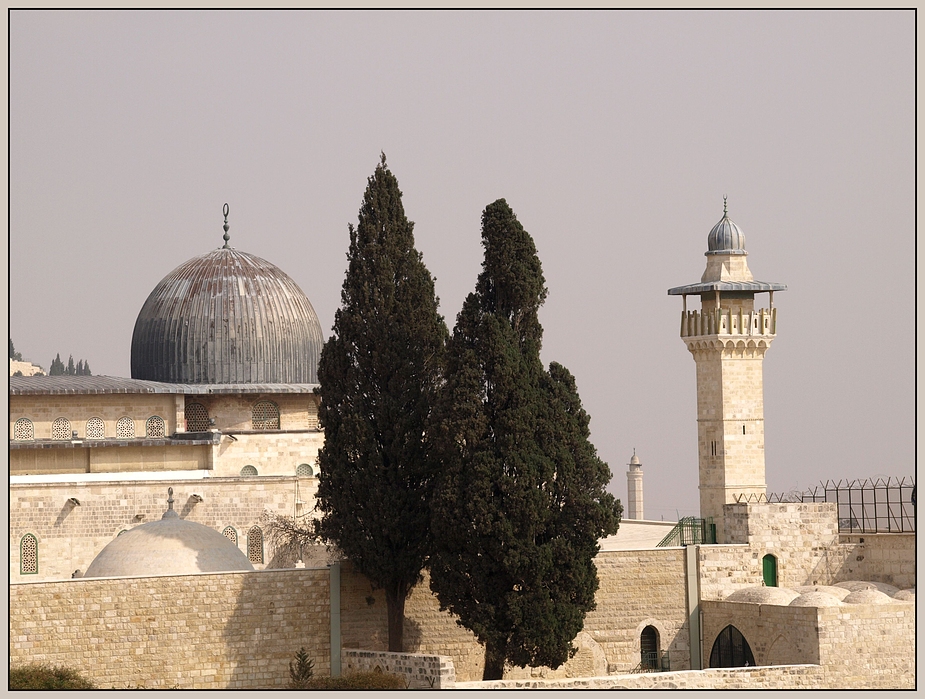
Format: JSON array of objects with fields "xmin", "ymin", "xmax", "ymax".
[
  {"xmin": 252, "ymin": 401, "xmax": 280, "ymax": 430},
  {"xmin": 86, "ymin": 417, "xmax": 105, "ymax": 439},
  {"xmin": 52, "ymin": 417, "xmax": 71, "ymax": 440},
  {"xmin": 223, "ymin": 526, "xmax": 238, "ymax": 546},
  {"xmin": 185, "ymin": 403, "xmax": 210, "ymax": 432},
  {"xmin": 116, "ymin": 416, "xmax": 136, "ymax": 439},
  {"xmin": 146, "ymin": 416, "xmax": 166, "ymax": 438},
  {"xmin": 709, "ymin": 625, "xmax": 755, "ymax": 668},
  {"xmin": 247, "ymin": 526, "xmax": 264, "ymax": 563},
  {"xmin": 20, "ymin": 534, "xmax": 38, "ymax": 575},
  {"xmin": 13, "ymin": 418, "xmax": 34, "ymax": 441},
  {"xmin": 296, "ymin": 463, "xmax": 313, "ymax": 477},
  {"xmin": 241, "ymin": 465, "xmax": 258, "ymax": 477},
  {"xmin": 307, "ymin": 401, "xmax": 319, "ymax": 430}
]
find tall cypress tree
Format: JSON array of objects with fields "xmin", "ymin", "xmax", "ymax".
[
  {"xmin": 428, "ymin": 199, "xmax": 621, "ymax": 680},
  {"xmin": 66, "ymin": 355, "xmax": 75, "ymax": 375},
  {"xmin": 49, "ymin": 353, "xmax": 64, "ymax": 376},
  {"xmin": 314, "ymin": 154, "xmax": 448, "ymax": 652}
]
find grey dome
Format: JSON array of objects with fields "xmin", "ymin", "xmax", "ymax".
[
  {"xmin": 725, "ymin": 586, "xmax": 800, "ymax": 605},
  {"xmin": 131, "ymin": 247, "xmax": 323, "ymax": 384},
  {"xmin": 707, "ymin": 204, "xmax": 747, "ymax": 256},
  {"xmin": 85, "ymin": 507, "xmax": 254, "ymax": 578}
]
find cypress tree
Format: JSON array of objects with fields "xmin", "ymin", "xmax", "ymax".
[
  {"xmin": 49, "ymin": 354, "xmax": 64, "ymax": 376},
  {"xmin": 66, "ymin": 355, "xmax": 75, "ymax": 375},
  {"xmin": 428, "ymin": 199, "xmax": 621, "ymax": 680},
  {"xmin": 314, "ymin": 154, "xmax": 448, "ymax": 652}
]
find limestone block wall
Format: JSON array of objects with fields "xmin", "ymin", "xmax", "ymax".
[
  {"xmin": 10, "ymin": 476, "xmax": 317, "ymax": 581},
  {"xmin": 342, "ymin": 649, "xmax": 456, "ymax": 689},
  {"xmin": 10, "ymin": 446, "xmax": 92, "ymax": 475},
  {"xmin": 210, "ymin": 432, "xmax": 324, "ymax": 478},
  {"xmin": 11, "ymin": 394, "xmax": 181, "ymax": 440},
  {"xmin": 9, "ymin": 569, "xmax": 332, "ymax": 689},
  {"xmin": 836, "ymin": 533, "xmax": 916, "ymax": 589},
  {"xmin": 184, "ymin": 394, "xmax": 319, "ymax": 432}
]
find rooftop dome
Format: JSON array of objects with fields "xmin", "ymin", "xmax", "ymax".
[
  {"xmin": 131, "ymin": 207, "xmax": 324, "ymax": 384},
  {"xmin": 84, "ymin": 488, "xmax": 255, "ymax": 578},
  {"xmin": 725, "ymin": 586, "xmax": 800, "ymax": 605},
  {"xmin": 706, "ymin": 198, "xmax": 747, "ymax": 256}
]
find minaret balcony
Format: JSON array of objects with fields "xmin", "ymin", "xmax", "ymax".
[{"xmin": 680, "ymin": 307, "xmax": 777, "ymax": 339}]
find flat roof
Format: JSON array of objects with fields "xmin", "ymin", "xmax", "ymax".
[{"xmin": 10, "ymin": 375, "xmax": 319, "ymax": 396}]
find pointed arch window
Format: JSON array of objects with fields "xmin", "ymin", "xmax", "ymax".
[
  {"xmin": 252, "ymin": 401, "xmax": 280, "ymax": 430},
  {"xmin": 709, "ymin": 625, "xmax": 756, "ymax": 668},
  {"xmin": 247, "ymin": 526, "xmax": 264, "ymax": 564},
  {"xmin": 20, "ymin": 534, "xmax": 38, "ymax": 575},
  {"xmin": 223, "ymin": 526, "xmax": 238, "ymax": 546},
  {"xmin": 13, "ymin": 418, "xmax": 34, "ymax": 441}
]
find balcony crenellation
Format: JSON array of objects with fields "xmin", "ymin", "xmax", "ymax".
[{"xmin": 680, "ymin": 307, "xmax": 777, "ymax": 338}]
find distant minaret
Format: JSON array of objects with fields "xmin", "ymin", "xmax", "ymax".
[
  {"xmin": 667, "ymin": 200, "xmax": 786, "ymax": 542},
  {"xmin": 626, "ymin": 451, "xmax": 644, "ymax": 520}
]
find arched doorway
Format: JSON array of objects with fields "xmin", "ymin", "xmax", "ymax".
[
  {"xmin": 762, "ymin": 554, "xmax": 778, "ymax": 587},
  {"xmin": 640, "ymin": 625, "xmax": 660, "ymax": 670},
  {"xmin": 709, "ymin": 625, "xmax": 756, "ymax": 668}
]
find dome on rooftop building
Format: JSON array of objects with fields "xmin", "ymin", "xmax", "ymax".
[
  {"xmin": 84, "ymin": 488, "xmax": 254, "ymax": 578},
  {"xmin": 131, "ymin": 208, "xmax": 324, "ymax": 384}
]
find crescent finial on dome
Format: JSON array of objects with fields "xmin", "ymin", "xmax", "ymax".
[
  {"xmin": 222, "ymin": 203, "xmax": 231, "ymax": 249},
  {"xmin": 163, "ymin": 486, "xmax": 179, "ymax": 519}
]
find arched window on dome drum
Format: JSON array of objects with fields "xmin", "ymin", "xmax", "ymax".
[
  {"xmin": 20, "ymin": 534, "xmax": 38, "ymax": 575},
  {"xmin": 640, "ymin": 625, "xmax": 660, "ymax": 670},
  {"xmin": 86, "ymin": 417, "xmax": 105, "ymax": 440},
  {"xmin": 116, "ymin": 416, "xmax": 135, "ymax": 439},
  {"xmin": 13, "ymin": 418, "xmax": 34, "ymax": 441},
  {"xmin": 52, "ymin": 417, "xmax": 71, "ymax": 440},
  {"xmin": 223, "ymin": 526, "xmax": 238, "ymax": 546},
  {"xmin": 296, "ymin": 463, "xmax": 313, "ymax": 478},
  {"xmin": 247, "ymin": 526, "xmax": 264, "ymax": 564},
  {"xmin": 241, "ymin": 465, "xmax": 258, "ymax": 477},
  {"xmin": 709, "ymin": 625, "xmax": 756, "ymax": 668},
  {"xmin": 185, "ymin": 403, "xmax": 210, "ymax": 432},
  {"xmin": 252, "ymin": 401, "xmax": 280, "ymax": 430},
  {"xmin": 146, "ymin": 416, "xmax": 166, "ymax": 438}
]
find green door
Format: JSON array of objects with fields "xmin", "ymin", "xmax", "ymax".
[{"xmin": 762, "ymin": 554, "xmax": 778, "ymax": 587}]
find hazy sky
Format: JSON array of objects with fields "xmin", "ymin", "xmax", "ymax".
[{"xmin": 9, "ymin": 10, "xmax": 914, "ymax": 521}]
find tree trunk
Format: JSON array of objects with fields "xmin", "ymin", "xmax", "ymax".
[
  {"xmin": 384, "ymin": 585, "xmax": 407, "ymax": 653},
  {"xmin": 482, "ymin": 639, "xmax": 506, "ymax": 681}
]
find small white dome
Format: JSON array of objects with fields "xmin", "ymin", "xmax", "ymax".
[
  {"xmin": 726, "ymin": 586, "xmax": 800, "ymax": 605},
  {"xmin": 894, "ymin": 589, "xmax": 915, "ymax": 601},
  {"xmin": 842, "ymin": 589, "xmax": 893, "ymax": 605},
  {"xmin": 789, "ymin": 591, "xmax": 844, "ymax": 607},
  {"xmin": 794, "ymin": 585, "xmax": 852, "ymax": 601},
  {"xmin": 834, "ymin": 580, "xmax": 900, "ymax": 596},
  {"xmin": 85, "ymin": 490, "xmax": 254, "ymax": 578}
]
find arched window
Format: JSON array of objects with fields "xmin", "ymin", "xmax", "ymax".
[
  {"xmin": 13, "ymin": 418, "xmax": 34, "ymax": 441},
  {"xmin": 252, "ymin": 401, "xmax": 280, "ymax": 430},
  {"xmin": 640, "ymin": 625, "xmax": 660, "ymax": 670},
  {"xmin": 20, "ymin": 534, "xmax": 38, "ymax": 575},
  {"xmin": 709, "ymin": 625, "xmax": 756, "ymax": 668},
  {"xmin": 762, "ymin": 554, "xmax": 778, "ymax": 587},
  {"xmin": 240, "ymin": 465, "xmax": 258, "ymax": 477},
  {"xmin": 223, "ymin": 526, "xmax": 238, "ymax": 546},
  {"xmin": 52, "ymin": 417, "xmax": 72, "ymax": 440},
  {"xmin": 247, "ymin": 526, "xmax": 264, "ymax": 564},
  {"xmin": 116, "ymin": 416, "xmax": 136, "ymax": 439},
  {"xmin": 296, "ymin": 463, "xmax": 314, "ymax": 478},
  {"xmin": 86, "ymin": 417, "xmax": 105, "ymax": 439},
  {"xmin": 146, "ymin": 416, "xmax": 166, "ymax": 438},
  {"xmin": 185, "ymin": 403, "xmax": 210, "ymax": 432}
]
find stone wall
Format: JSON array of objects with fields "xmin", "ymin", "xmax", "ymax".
[
  {"xmin": 11, "ymin": 394, "xmax": 181, "ymax": 440},
  {"xmin": 9, "ymin": 476, "xmax": 319, "ymax": 581},
  {"xmin": 9, "ymin": 569, "xmax": 332, "ymax": 689},
  {"xmin": 836, "ymin": 533, "xmax": 916, "ymax": 589},
  {"xmin": 342, "ymin": 649, "xmax": 455, "ymax": 689},
  {"xmin": 210, "ymin": 431, "xmax": 324, "ymax": 478}
]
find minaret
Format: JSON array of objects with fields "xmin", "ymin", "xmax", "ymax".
[
  {"xmin": 667, "ymin": 199, "xmax": 786, "ymax": 542},
  {"xmin": 626, "ymin": 451, "xmax": 644, "ymax": 520}
]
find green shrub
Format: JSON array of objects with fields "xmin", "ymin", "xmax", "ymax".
[
  {"xmin": 306, "ymin": 671, "xmax": 407, "ymax": 689},
  {"xmin": 9, "ymin": 663, "xmax": 96, "ymax": 690},
  {"xmin": 288, "ymin": 647, "xmax": 316, "ymax": 689}
]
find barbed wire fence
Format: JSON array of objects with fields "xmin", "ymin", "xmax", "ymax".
[{"xmin": 762, "ymin": 476, "xmax": 915, "ymax": 533}]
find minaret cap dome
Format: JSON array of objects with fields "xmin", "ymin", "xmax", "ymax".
[{"xmin": 707, "ymin": 201, "xmax": 747, "ymax": 256}]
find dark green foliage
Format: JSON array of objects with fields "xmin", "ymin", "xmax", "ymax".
[
  {"xmin": 304, "ymin": 671, "xmax": 407, "ymax": 689},
  {"xmin": 66, "ymin": 355, "xmax": 75, "ymax": 375},
  {"xmin": 48, "ymin": 353, "xmax": 91, "ymax": 375},
  {"xmin": 9, "ymin": 338, "xmax": 22, "ymax": 361},
  {"xmin": 49, "ymin": 353, "xmax": 64, "ymax": 375},
  {"xmin": 9, "ymin": 663, "xmax": 97, "ymax": 689},
  {"xmin": 287, "ymin": 647, "xmax": 315, "ymax": 688},
  {"xmin": 428, "ymin": 199, "xmax": 621, "ymax": 681},
  {"xmin": 314, "ymin": 154, "xmax": 448, "ymax": 653}
]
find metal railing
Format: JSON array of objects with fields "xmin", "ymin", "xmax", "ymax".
[
  {"xmin": 657, "ymin": 517, "xmax": 716, "ymax": 547},
  {"xmin": 767, "ymin": 477, "xmax": 915, "ymax": 533},
  {"xmin": 630, "ymin": 652, "xmax": 670, "ymax": 674}
]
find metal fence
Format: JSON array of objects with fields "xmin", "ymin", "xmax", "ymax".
[
  {"xmin": 657, "ymin": 516, "xmax": 716, "ymax": 547},
  {"xmin": 767, "ymin": 477, "xmax": 915, "ymax": 533}
]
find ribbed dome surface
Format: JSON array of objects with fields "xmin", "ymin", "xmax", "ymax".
[
  {"xmin": 131, "ymin": 248, "xmax": 324, "ymax": 384},
  {"xmin": 707, "ymin": 213, "xmax": 747, "ymax": 255},
  {"xmin": 84, "ymin": 510, "xmax": 254, "ymax": 578}
]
